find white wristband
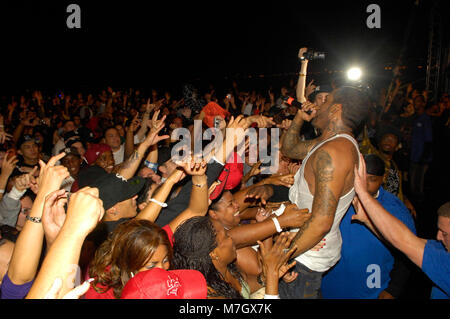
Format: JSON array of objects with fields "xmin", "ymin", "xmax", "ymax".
[
  {"xmin": 149, "ymin": 198, "xmax": 168, "ymax": 208},
  {"xmin": 264, "ymin": 294, "xmax": 280, "ymax": 299},
  {"xmin": 272, "ymin": 217, "xmax": 282, "ymax": 233}
]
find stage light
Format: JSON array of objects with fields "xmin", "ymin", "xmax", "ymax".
[{"xmin": 347, "ymin": 67, "xmax": 362, "ymax": 81}]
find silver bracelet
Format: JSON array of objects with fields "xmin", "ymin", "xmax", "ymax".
[{"xmin": 26, "ymin": 215, "xmax": 42, "ymax": 223}]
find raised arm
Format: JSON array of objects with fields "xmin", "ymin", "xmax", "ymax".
[
  {"xmin": 229, "ymin": 204, "xmax": 310, "ymax": 248},
  {"xmin": 296, "ymin": 47, "xmax": 309, "ymax": 103},
  {"xmin": 26, "ymin": 187, "xmax": 104, "ymax": 299},
  {"xmin": 124, "ymin": 113, "xmax": 140, "ymax": 160},
  {"xmin": 280, "ymin": 103, "xmax": 319, "ymax": 160},
  {"xmin": 118, "ymin": 114, "xmax": 169, "ymax": 180},
  {"xmin": 0, "ymin": 152, "xmax": 18, "ymax": 201},
  {"xmin": 7, "ymin": 153, "xmax": 69, "ymax": 285},
  {"xmin": 135, "ymin": 168, "xmax": 185, "ymax": 222},
  {"xmin": 168, "ymin": 159, "xmax": 208, "ymax": 233},
  {"xmin": 352, "ymin": 155, "xmax": 426, "ymax": 268}
]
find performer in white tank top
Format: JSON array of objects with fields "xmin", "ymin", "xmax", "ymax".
[{"xmin": 289, "ymin": 133, "xmax": 361, "ymax": 272}]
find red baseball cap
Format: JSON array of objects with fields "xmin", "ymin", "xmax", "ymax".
[
  {"xmin": 201, "ymin": 102, "xmax": 230, "ymax": 128},
  {"xmin": 84, "ymin": 143, "xmax": 112, "ymax": 165},
  {"xmin": 209, "ymin": 152, "xmax": 244, "ymax": 200},
  {"xmin": 121, "ymin": 268, "xmax": 207, "ymax": 299}
]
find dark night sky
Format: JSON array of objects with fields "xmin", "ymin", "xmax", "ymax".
[{"xmin": 0, "ymin": 0, "xmax": 446, "ymax": 91}]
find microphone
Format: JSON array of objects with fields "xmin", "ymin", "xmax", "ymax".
[{"xmin": 281, "ymin": 96, "xmax": 313, "ymax": 115}]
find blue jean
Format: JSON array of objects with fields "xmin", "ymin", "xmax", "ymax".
[{"xmin": 278, "ymin": 261, "xmax": 323, "ymax": 299}]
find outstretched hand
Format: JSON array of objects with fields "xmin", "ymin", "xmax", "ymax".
[
  {"xmin": 1, "ymin": 152, "xmax": 19, "ymax": 178},
  {"xmin": 175, "ymin": 156, "xmax": 207, "ymax": 176},
  {"xmin": 353, "ymin": 153, "xmax": 368, "ymax": 196},
  {"xmin": 63, "ymin": 187, "xmax": 104, "ymax": 238},
  {"xmin": 42, "ymin": 189, "xmax": 68, "ymax": 246},
  {"xmin": 351, "ymin": 195, "xmax": 370, "ymax": 225},
  {"xmin": 257, "ymin": 232, "xmax": 297, "ymax": 280},
  {"xmin": 37, "ymin": 153, "xmax": 70, "ymax": 197},
  {"xmin": 297, "ymin": 101, "xmax": 318, "ymax": 122},
  {"xmin": 142, "ymin": 113, "xmax": 169, "ymax": 147},
  {"xmin": 44, "ymin": 277, "xmax": 92, "ymax": 299}
]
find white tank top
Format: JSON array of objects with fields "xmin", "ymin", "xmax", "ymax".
[{"xmin": 288, "ymin": 133, "xmax": 360, "ymax": 272}]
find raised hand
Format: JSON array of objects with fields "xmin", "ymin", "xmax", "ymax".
[
  {"xmin": 42, "ymin": 189, "xmax": 68, "ymax": 246},
  {"xmin": 1, "ymin": 151, "xmax": 19, "ymax": 178},
  {"xmin": 351, "ymin": 195, "xmax": 370, "ymax": 225},
  {"xmin": 278, "ymin": 203, "xmax": 311, "ymax": 229},
  {"xmin": 127, "ymin": 113, "xmax": 141, "ymax": 133},
  {"xmin": 14, "ymin": 167, "xmax": 38, "ymax": 192},
  {"xmin": 142, "ymin": 113, "xmax": 169, "ymax": 147},
  {"xmin": 248, "ymin": 115, "xmax": 275, "ymax": 128},
  {"xmin": 255, "ymin": 207, "xmax": 272, "ymax": 222},
  {"xmin": 44, "ymin": 277, "xmax": 92, "ymax": 299},
  {"xmin": 147, "ymin": 109, "xmax": 167, "ymax": 134},
  {"xmin": 63, "ymin": 187, "xmax": 104, "ymax": 238},
  {"xmin": 265, "ymin": 174, "xmax": 295, "ymax": 188},
  {"xmin": 305, "ymin": 80, "xmax": 316, "ymax": 98},
  {"xmin": 245, "ymin": 185, "xmax": 273, "ymax": 205},
  {"xmin": 257, "ymin": 232, "xmax": 297, "ymax": 280},
  {"xmin": 353, "ymin": 153, "xmax": 368, "ymax": 196},
  {"xmin": 297, "ymin": 101, "xmax": 318, "ymax": 122},
  {"xmin": 175, "ymin": 156, "xmax": 207, "ymax": 176},
  {"xmin": 0, "ymin": 131, "xmax": 12, "ymax": 144},
  {"xmin": 37, "ymin": 153, "xmax": 70, "ymax": 197},
  {"xmin": 298, "ymin": 47, "xmax": 308, "ymax": 60}
]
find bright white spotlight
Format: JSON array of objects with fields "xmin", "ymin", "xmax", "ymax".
[{"xmin": 347, "ymin": 67, "xmax": 362, "ymax": 81}]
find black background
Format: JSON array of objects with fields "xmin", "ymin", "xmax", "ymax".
[{"xmin": 0, "ymin": 0, "xmax": 445, "ymax": 92}]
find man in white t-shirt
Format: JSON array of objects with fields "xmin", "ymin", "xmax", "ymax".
[{"xmin": 279, "ymin": 86, "xmax": 370, "ymax": 299}]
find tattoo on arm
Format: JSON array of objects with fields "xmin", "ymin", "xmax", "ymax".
[
  {"xmin": 121, "ymin": 149, "xmax": 140, "ymax": 169},
  {"xmin": 314, "ymin": 150, "xmax": 338, "ymax": 217},
  {"xmin": 281, "ymin": 121, "xmax": 317, "ymax": 160},
  {"xmin": 289, "ymin": 149, "xmax": 338, "ymax": 249}
]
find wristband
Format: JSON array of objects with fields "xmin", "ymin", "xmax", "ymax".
[
  {"xmin": 257, "ymin": 273, "xmax": 266, "ymax": 286},
  {"xmin": 193, "ymin": 179, "xmax": 207, "ymax": 188},
  {"xmin": 144, "ymin": 160, "xmax": 158, "ymax": 172},
  {"xmin": 272, "ymin": 217, "xmax": 282, "ymax": 233},
  {"xmin": 264, "ymin": 294, "xmax": 280, "ymax": 299},
  {"xmin": 149, "ymin": 198, "xmax": 168, "ymax": 208},
  {"xmin": 26, "ymin": 215, "xmax": 42, "ymax": 223}
]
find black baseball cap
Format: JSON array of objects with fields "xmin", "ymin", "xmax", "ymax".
[{"xmin": 92, "ymin": 173, "xmax": 145, "ymax": 211}]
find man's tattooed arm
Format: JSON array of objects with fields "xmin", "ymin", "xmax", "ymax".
[
  {"xmin": 289, "ymin": 148, "xmax": 343, "ymax": 257},
  {"xmin": 117, "ymin": 148, "xmax": 144, "ymax": 179},
  {"xmin": 280, "ymin": 117, "xmax": 318, "ymax": 160}
]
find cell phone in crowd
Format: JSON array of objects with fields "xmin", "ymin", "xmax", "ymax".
[{"xmin": 226, "ymin": 94, "xmax": 231, "ymax": 99}]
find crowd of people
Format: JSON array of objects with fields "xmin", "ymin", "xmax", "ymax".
[{"xmin": 0, "ymin": 47, "xmax": 448, "ymax": 299}]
